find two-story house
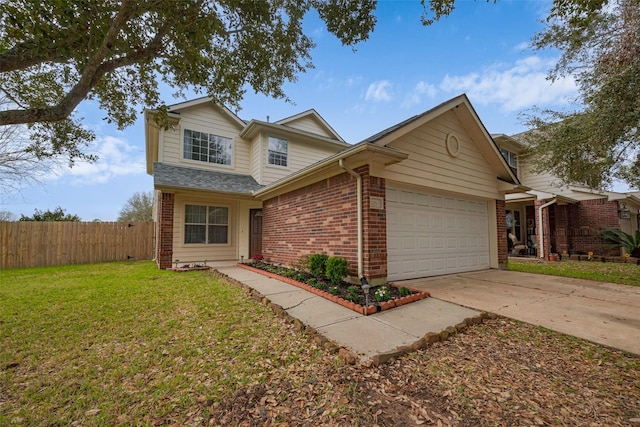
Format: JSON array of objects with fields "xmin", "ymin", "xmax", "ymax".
[
  {"xmin": 493, "ymin": 134, "xmax": 640, "ymax": 258},
  {"xmin": 145, "ymin": 94, "xmax": 523, "ymax": 283}
]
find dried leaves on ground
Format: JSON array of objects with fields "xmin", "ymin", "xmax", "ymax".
[{"xmin": 211, "ymin": 318, "xmax": 640, "ymax": 426}]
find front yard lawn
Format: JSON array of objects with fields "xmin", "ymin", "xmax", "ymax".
[
  {"xmin": 1, "ymin": 261, "xmax": 638, "ymax": 425},
  {"xmin": 508, "ymin": 258, "xmax": 639, "ymax": 287}
]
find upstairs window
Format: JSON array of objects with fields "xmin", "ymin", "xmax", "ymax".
[
  {"xmin": 184, "ymin": 205, "xmax": 229, "ymax": 244},
  {"xmin": 500, "ymin": 148, "xmax": 518, "ymax": 177},
  {"xmin": 183, "ymin": 129, "xmax": 232, "ymax": 166},
  {"xmin": 268, "ymin": 136, "xmax": 288, "ymax": 167}
]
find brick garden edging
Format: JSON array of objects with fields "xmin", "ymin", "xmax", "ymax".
[
  {"xmin": 235, "ymin": 262, "xmax": 430, "ymax": 316},
  {"xmin": 212, "ymin": 268, "xmax": 496, "ymax": 366}
]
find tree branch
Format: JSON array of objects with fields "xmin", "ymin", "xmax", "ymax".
[{"xmin": 0, "ymin": 0, "xmax": 136, "ymax": 125}]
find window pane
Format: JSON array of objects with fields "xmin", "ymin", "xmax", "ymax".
[
  {"xmin": 185, "ymin": 205, "xmax": 206, "ymax": 224},
  {"xmin": 208, "ymin": 135, "xmax": 232, "ymax": 165},
  {"xmin": 208, "ymin": 225, "xmax": 228, "ymax": 244},
  {"xmin": 185, "ymin": 224, "xmax": 206, "ymax": 243},
  {"xmin": 268, "ymin": 137, "xmax": 288, "ymax": 166},
  {"xmin": 208, "ymin": 206, "xmax": 228, "ymax": 225}
]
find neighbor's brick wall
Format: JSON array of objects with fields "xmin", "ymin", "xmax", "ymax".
[
  {"xmin": 566, "ymin": 199, "xmax": 620, "ymax": 256},
  {"xmin": 361, "ymin": 166, "xmax": 387, "ymax": 280},
  {"xmin": 262, "ymin": 171, "xmax": 359, "ymax": 276},
  {"xmin": 157, "ymin": 192, "xmax": 174, "ymax": 269},
  {"xmin": 496, "ymin": 200, "xmax": 508, "ymax": 269}
]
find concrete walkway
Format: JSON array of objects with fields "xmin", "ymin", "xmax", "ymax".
[
  {"xmin": 216, "ymin": 266, "xmax": 479, "ymax": 362},
  {"xmin": 398, "ymin": 270, "xmax": 640, "ymax": 356}
]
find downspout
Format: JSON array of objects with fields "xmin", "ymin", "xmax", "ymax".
[
  {"xmin": 339, "ymin": 159, "xmax": 363, "ymax": 279},
  {"xmin": 538, "ymin": 198, "xmax": 557, "ymax": 259}
]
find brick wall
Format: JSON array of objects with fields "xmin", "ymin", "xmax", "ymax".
[
  {"xmin": 262, "ymin": 171, "xmax": 359, "ymax": 276},
  {"xmin": 566, "ymin": 199, "xmax": 620, "ymax": 256},
  {"xmin": 361, "ymin": 166, "xmax": 387, "ymax": 280},
  {"xmin": 157, "ymin": 192, "xmax": 174, "ymax": 269},
  {"xmin": 496, "ymin": 200, "xmax": 508, "ymax": 269}
]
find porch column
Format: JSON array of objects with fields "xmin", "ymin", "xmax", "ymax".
[
  {"xmin": 555, "ymin": 205, "xmax": 570, "ymax": 255},
  {"xmin": 534, "ymin": 200, "xmax": 552, "ymax": 259},
  {"xmin": 157, "ymin": 192, "xmax": 174, "ymax": 269},
  {"xmin": 360, "ymin": 165, "xmax": 387, "ymax": 283}
]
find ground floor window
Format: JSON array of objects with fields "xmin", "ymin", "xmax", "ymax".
[{"xmin": 184, "ymin": 205, "xmax": 228, "ymax": 244}]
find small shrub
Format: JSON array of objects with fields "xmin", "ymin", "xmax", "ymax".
[
  {"xmin": 399, "ymin": 287, "xmax": 411, "ymax": 297},
  {"xmin": 295, "ymin": 273, "xmax": 305, "ymax": 282},
  {"xmin": 308, "ymin": 254, "xmax": 328, "ymax": 279},
  {"xmin": 326, "ymin": 256, "xmax": 349, "ymax": 285},
  {"xmin": 307, "ymin": 278, "xmax": 318, "ymax": 287},
  {"xmin": 329, "ymin": 286, "xmax": 339, "ymax": 295},
  {"xmin": 316, "ymin": 282, "xmax": 327, "ymax": 291},
  {"xmin": 292, "ymin": 254, "xmax": 311, "ymax": 272}
]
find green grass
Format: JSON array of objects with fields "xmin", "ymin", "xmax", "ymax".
[
  {"xmin": 507, "ymin": 259, "xmax": 639, "ymax": 286},
  {"xmin": 0, "ymin": 262, "xmax": 319, "ymax": 426}
]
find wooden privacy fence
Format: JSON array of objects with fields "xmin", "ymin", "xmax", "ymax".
[{"xmin": 0, "ymin": 222, "xmax": 155, "ymax": 269}]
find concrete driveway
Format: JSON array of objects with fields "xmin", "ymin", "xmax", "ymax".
[{"xmin": 398, "ymin": 269, "xmax": 640, "ymax": 356}]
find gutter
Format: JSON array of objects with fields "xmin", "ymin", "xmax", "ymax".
[
  {"xmin": 338, "ymin": 159, "xmax": 364, "ymax": 280},
  {"xmin": 538, "ymin": 198, "xmax": 557, "ymax": 259}
]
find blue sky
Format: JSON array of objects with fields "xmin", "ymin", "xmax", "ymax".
[{"xmin": 2, "ymin": 0, "xmax": 586, "ymax": 221}]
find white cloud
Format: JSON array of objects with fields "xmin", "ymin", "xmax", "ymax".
[
  {"xmin": 55, "ymin": 136, "xmax": 145, "ymax": 185},
  {"xmin": 439, "ymin": 56, "xmax": 578, "ymax": 112},
  {"xmin": 365, "ymin": 80, "xmax": 393, "ymax": 102},
  {"xmin": 402, "ymin": 81, "xmax": 438, "ymax": 109}
]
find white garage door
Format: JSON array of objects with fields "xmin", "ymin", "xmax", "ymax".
[{"xmin": 386, "ymin": 184, "xmax": 490, "ymax": 280}]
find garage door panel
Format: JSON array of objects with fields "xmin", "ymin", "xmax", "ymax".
[{"xmin": 387, "ymin": 184, "xmax": 490, "ymax": 280}]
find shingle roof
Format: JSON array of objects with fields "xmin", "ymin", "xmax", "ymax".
[{"xmin": 153, "ymin": 163, "xmax": 263, "ymax": 194}]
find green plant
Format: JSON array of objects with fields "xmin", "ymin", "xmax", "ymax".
[
  {"xmin": 307, "ymin": 278, "xmax": 318, "ymax": 287},
  {"xmin": 295, "ymin": 273, "xmax": 305, "ymax": 282},
  {"xmin": 316, "ymin": 282, "xmax": 327, "ymax": 291},
  {"xmin": 346, "ymin": 286, "xmax": 360, "ymax": 303},
  {"xmin": 329, "ymin": 286, "xmax": 339, "ymax": 295},
  {"xmin": 308, "ymin": 254, "xmax": 328, "ymax": 279},
  {"xmin": 374, "ymin": 285, "xmax": 391, "ymax": 302},
  {"xmin": 325, "ymin": 256, "xmax": 349, "ymax": 285},
  {"xmin": 600, "ymin": 228, "xmax": 640, "ymax": 257},
  {"xmin": 399, "ymin": 287, "xmax": 411, "ymax": 297}
]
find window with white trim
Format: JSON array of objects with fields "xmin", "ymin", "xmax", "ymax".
[
  {"xmin": 184, "ymin": 205, "xmax": 229, "ymax": 244},
  {"xmin": 183, "ymin": 129, "xmax": 232, "ymax": 165},
  {"xmin": 268, "ymin": 136, "xmax": 288, "ymax": 167},
  {"xmin": 500, "ymin": 148, "xmax": 518, "ymax": 177}
]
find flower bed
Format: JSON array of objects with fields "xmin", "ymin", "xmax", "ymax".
[{"xmin": 237, "ymin": 262, "xmax": 430, "ymax": 316}]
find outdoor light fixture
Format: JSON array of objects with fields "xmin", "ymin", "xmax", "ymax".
[
  {"xmin": 360, "ymin": 276, "xmax": 371, "ymax": 306},
  {"xmin": 619, "ymin": 202, "xmax": 631, "ymax": 219}
]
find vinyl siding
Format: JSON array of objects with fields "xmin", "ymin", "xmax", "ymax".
[
  {"xmin": 381, "ymin": 111, "xmax": 501, "ymax": 200},
  {"xmin": 259, "ymin": 133, "xmax": 342, "ymax": 186},
  {"xmin": 250, "ymin": 136, "xmax": 263, "ymax": 183},
  {"xmin": 280, "ymin": 116, "xmax": 335, "ymax": 138},
  {"xmin": 162, "ymin": 104, "xmax": 249, "ymax": 175},
  {"xmin": 519, "ymin": 157, "xmax": 607, "ymax": 201}
]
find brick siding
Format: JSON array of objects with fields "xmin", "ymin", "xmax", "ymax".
[
  {"xmin": 565, "ymin": 199, "xmax": 620, "ymax": 256},
  {"xmin": 157, "ymin": 192, "xmax": 174, "ymax": 269},
  {"xmin": 262, "ymin": 165, "xmax": 388, "ymax": 280}
]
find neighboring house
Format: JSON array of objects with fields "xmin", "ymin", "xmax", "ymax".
[
  {"xmin": 145, "ymin": 94, "xmax": 521, "ymax": 283},
  {"xmin": 492, "ymin": 134, "xmax": 640, "ymax": 258}
]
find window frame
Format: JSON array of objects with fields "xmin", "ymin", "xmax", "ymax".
[
  {"xmin": 500, "ymin": 148, "xmax": 518, "ymax": 177},
  {"xmin": 267, "ymin": 136, "xmax": 288, "ymax": 168},
  {"xmin": 183, "ymin": 128, "xmax": 233, "ymax": 167},
  {"xmin": 184, "ymin": 204, "xmax": 230, "ymax": 245}
]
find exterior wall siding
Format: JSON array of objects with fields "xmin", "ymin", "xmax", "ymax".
[
  {"xmin": 382, "ymin": 111, "xmax": 501, "ymax": 200},
  {"xmin": 565, "ymin": 199, "xmax": 620, "ymax": 256},
  {"xmin": 278, "ymin": 116, "xmax": 334, "ymax": 138},
  {"xmin": 262, "ymin": 171, "xmax": 360, "ymax": 277}
]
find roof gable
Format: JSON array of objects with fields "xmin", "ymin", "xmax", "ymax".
[
  {"xmin": 275, "ymin": 109, "xmax": 345, "ymax": 142},
  {"xmin": 364, "ymin": 94, "xmax": 518, "ymax": 184},
  {"xmin": 167, "ymin": 97, "xmax": 246, "ymax": 128}
]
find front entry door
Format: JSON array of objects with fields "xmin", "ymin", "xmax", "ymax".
[{"xmin": 249, "ymin": 209, "xmax": 263, "ymax": 258}]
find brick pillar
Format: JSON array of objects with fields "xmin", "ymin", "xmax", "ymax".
[
  {"xmin": 360, "ymin": 165, "xmax": 387, "ymax": 283},
  {"xmin": 555, "ymin": 205, "xmax": 569, "ymax": 255},
  {"xmin": 157, "ymin": 192, "xmax": 174, "ymax": 269},
  {"xmin": 496, "ymin": 200, "xmax": 508, "ymax": 269}
]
